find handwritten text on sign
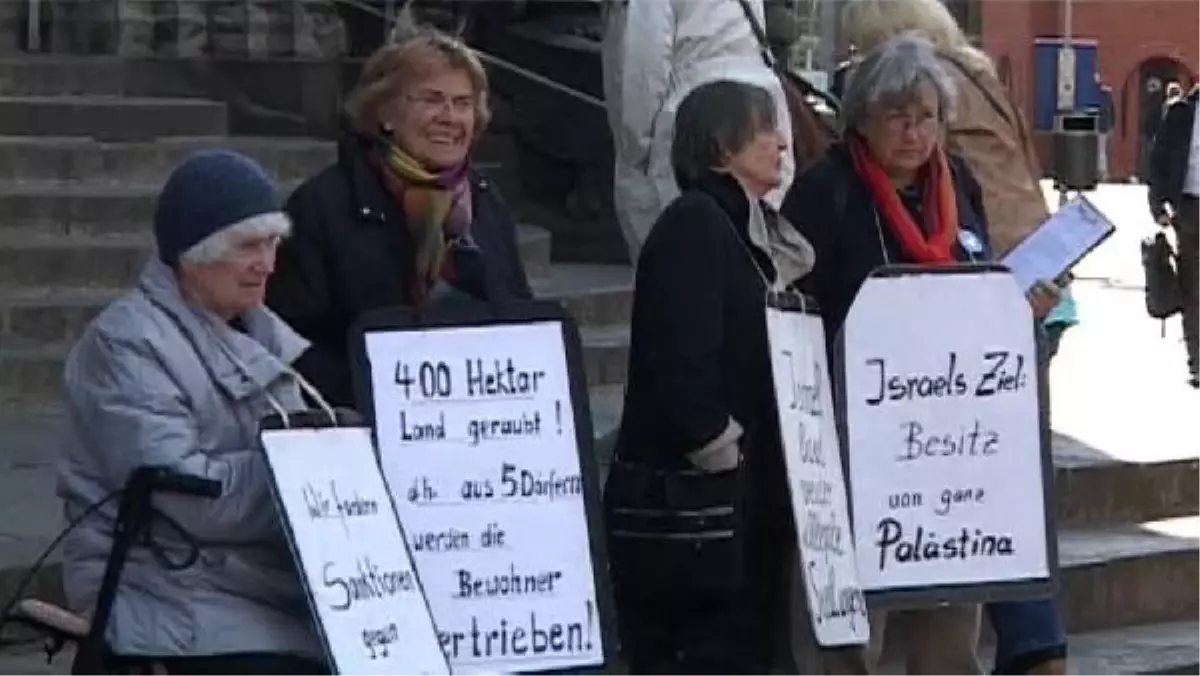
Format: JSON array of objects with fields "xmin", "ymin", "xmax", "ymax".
[
  {"xmin": 260, "ymin": 427, "xmax": 448, "ymax": 675},
  {"xmin": 841, "ymin": 271, "xmax": 1050, "ymax": 592},
  {"xmin": 366, "ymin": 321, "xmax": 603, "ymax": 675},
  {"xmin": 765, "ymin": 305, "xmax": 869, "ymax": 646}
]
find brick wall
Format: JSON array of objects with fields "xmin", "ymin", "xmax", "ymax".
[{"xmin": 980, "ymin": 0, "xmax": 1199, "ymax": 179}]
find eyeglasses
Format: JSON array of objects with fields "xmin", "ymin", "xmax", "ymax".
[
  {"xmin": 878, "ymin": 109, "xmax": 940, "ymax": 134},
  {"xmin": 405, "ymin": 92, "xmax": 475, "ymax": 116}
]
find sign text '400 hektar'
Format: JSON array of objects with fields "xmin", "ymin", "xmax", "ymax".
[{"xmin": 392, "ymin": 357, "xmax": 567, "ymax": 447}]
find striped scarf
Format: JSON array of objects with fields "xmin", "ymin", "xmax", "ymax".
[{"xmin": 374, "ymin": 140, "xmax": 473, "ymax": 302}]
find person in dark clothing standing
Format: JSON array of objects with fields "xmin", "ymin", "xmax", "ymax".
[
  {"xmin": 605, "ymin": 79, "xmax": 866, "ymax": 674},
  {"xmin": 266, "ymin": 28, "xmax": 533, "ymax": 407},
  {"xmin": 830, "ymin": 44, "xmax": 859, "ymax": 100},
  {"xmin": 1140, "ymin": 78, "xmax": 1168, "ymax": 181},
  {"xmin": 1148, "ymin": 84, "xmax": 1200, "ymax": 388}
]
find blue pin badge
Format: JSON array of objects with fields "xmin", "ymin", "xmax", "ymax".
[{"xmin": 958, "ymin": 229, "xmax": 984, "ymax": 255}]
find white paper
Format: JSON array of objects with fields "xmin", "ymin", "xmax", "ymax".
[
  {"xmin": 260, "ymin": 426, "xmax": 449, "ymax": 676},
  {"xmin": 365, "ymin": 321, "xmax": 605, "ymax": 675},
  {"xmin": 765, "ymin": 306, "xmax": 870, "ymax": 646},
  {"xmin": 1001, "ymin": 196, "xmax": 1115, "ymax": 291},
  {"xmin": 841, "ymin": 270, "xmax": 1051, "ymax": 593}
]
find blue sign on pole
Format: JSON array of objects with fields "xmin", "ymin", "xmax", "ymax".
[{"xmin": 1033, "ymin": 38, "xmax": 1101, "ymax": 132}]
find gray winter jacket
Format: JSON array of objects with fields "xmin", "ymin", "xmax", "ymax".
[{"xmin": 57, "ymin": 259, "xmax": 322, "ymax": 659}]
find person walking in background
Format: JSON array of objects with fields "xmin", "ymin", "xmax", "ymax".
[
  {"xmin": 1140, "ymin": 77, "xmax": 1167, "ymax": 181},
  {"xmin": 601, "ymin": 0, "xmax": 795, "ymax": 262},
  {"xmin": 1148, "ymin": 84, "xmax": 1200, "ymax": 388},
  {"xmin": 1165, "ymin": 81, "xmax": 1185, "ymax": 116},
  {"xmin": 830, "ymin": 44, "xmax": 860, "ymax": 100},
  {"xmin": 827, "ymin": 3, "xmax": 1075, "ymax": 670}
]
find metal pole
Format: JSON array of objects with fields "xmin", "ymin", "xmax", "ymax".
[
  {"xmin": 1063, "ymin": 0, "xmax": 1073, "ymax": 45},
  {"xmin": 26, "ymin": 0, "xmax": 41, "ymax": 52}
]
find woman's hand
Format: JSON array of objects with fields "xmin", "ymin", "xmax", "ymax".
[
  {"xmin": 1027, "ymin": 279, "xmax": 1062, "ymax": 319},
  {"xmin": 686, "ymin": 442, "xmax": 741, "ymax": 472}
]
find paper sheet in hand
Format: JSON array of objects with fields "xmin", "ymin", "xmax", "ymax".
[{"xmin": 1001, "ymin": 196, "xmax": 1115, "ymax": 292}]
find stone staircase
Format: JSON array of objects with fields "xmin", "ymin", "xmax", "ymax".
[{"xmin": 0, "ymin": 55, "xmax": 1195, "ymax": 674}]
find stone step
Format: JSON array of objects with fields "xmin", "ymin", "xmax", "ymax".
[
  {"xmin": 3, "ymin": 617, "xmax": 1195, "ymax": 675},
  {"xmin": 0, "ymin": 136, "xmax": 335, "ymax": 185},
  {"xmin": 0, "ymin": 181, "xmax": 299, "ymax": 238},
  {"xmin": 0, "ymin": 234, "xmax": 148, "ymax": 288},
  {"xmin": 1058, "ymin": 516, "xmax": 1198, "ymax": 632},
  {"xmin": 587, "ymin": 394, "xmax": 1198, "ymax": 532},
  {"xmin": 0, "ymin": 96, "xmax": 228, "ymax": 140},
  {"xmin": 0, "ymin": 57, "xmax": 131, "ymax": 97},
  {"xmin": 0, "ymin": 264, "xmax": 633, "ymax": 411},
  {"xmin": 0, "ymin": 478, "xmax": 1192, "ymax": 668},
  {"xmin": 0, "ymin": 221, "xmax": 553, "ymax": 290},
  {"xmin": 1053, "ymin": 433, "xmax": 1199, "ymax": 528},
  {"xmin": 1057, "ymin": 620, "xmax": 1199, "ymax": 675},
  {"xmin": 528, "ymin": 264, "xmax": 632, "ymax": 328},
  {"xmin": 0, "ymin": 325, "xmax": 624, "ymax": 414}
]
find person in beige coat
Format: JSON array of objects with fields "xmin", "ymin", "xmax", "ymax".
[
  {"xmin": 601, "ymin": 0, "xmax": 796, "ymax": 262},
  {"xmin": 839, "ymin": 2, "xmax": 1069, "ymax": 675}
]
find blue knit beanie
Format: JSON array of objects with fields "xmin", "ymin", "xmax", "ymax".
[{"xmin": 154, "ymin": 150, "xmax": 284, "ymax": 267}]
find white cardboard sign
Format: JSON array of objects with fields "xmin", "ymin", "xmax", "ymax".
[
  {"xmin": 765, "ymin": 303, "xmax": 870, "ymax": 646},
  {"xmin": 365, "ymin": 320, "xmax": 605, "ymax": 675},
  {"xmin": 260, "ymin": 426, "xmax": 449, "ymax": 676},
  {"xmin": 840, "ymin": 269, "xmax": 1052, "ymax": 596}
]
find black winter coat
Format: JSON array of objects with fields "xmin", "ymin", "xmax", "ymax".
[{"xmin": 266, "ymin": 132, "xmax": 534, "ymax": 407}]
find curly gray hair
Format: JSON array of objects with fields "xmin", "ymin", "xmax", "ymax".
[{"xmin": 841, "ymin": 32, "xmax": 957, "ymax": 134}]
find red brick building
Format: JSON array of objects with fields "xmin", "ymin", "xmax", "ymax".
[{"xmin": 977, "ymin": 0, "xmax": 1199, "ymax": 179}]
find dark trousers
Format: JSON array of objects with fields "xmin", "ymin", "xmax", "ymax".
[
  {"xmin": 111, "ymin": 652, "xmax": 329, "ymax": 675},
  {"xmin": 1176, "ymin": 196, "xmax": 1199, "ymax": 376}
]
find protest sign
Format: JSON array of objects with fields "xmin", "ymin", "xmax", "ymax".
[
  {"xmin": 354, "ymin": 301, "xmax": 614, "ymax": 675},
  {"xmin": 837, "ymin": 265, "xmax": 1057, "ymax": 607},
  {"xmin": 259, "ymin": 412, "xmax": 449, "ymax": 675},
  {"xmin": 765, "ymin": 294, "xmax": 869, "ymax": 646}
]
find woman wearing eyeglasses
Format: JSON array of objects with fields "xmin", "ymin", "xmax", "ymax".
[{"xmin": 267, "ymin": 26, "xmax": 533, "ymax": 407}]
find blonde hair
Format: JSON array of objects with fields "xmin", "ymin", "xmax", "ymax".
[
  {"xmin": 841, "ymin": 0, "xmax": 996, "ymax": 77},
  {"xmin": 344, "ymin": 19, "xmax": 491, "ymax": 139}
]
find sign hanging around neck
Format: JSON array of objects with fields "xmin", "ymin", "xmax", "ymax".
[{"xmin": 352, "ymin": 299, "xmax": 617, "ymax": 675}]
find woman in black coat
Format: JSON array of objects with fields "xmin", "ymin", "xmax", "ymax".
[
  {"xmin": 266, "ymin": 29, "xmax": 532, "ymax": 407},
  {"xmin": 605, "ymin": 79, "xmax": 826, "ymax": 674},
  {"xmin": 782, "ymin": 34, "xmax": 1061, "ymax": 675}
]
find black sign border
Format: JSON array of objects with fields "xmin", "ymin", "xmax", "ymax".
[
  {"xmin": 258, "ymin": 409, "xmax": 451, "ymax": 675},
  {"xmin": 348, "ymin": 299, "xmax": 620, "ymax": 675},
  {"xmin": 832, "ymin": 263, "xmax": 1060, "ymax": 609}
]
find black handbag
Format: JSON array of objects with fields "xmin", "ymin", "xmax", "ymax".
[
  {"xmin": 1142, "ymin": 231, "xmax": 1184, "ymax": 333},
  {"xmin": 604, "ymin": 458, "xmax": 745, "ymax": 596}
]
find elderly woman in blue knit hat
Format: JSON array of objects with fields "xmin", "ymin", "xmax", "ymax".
[{"xmin": 57, "ymin": 150, "xmax": 328, "ymax": 674}]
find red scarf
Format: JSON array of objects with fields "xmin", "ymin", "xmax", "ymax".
[{"xmin": 848, "ymin": 137, "xmax": 959, "ymax": 264}]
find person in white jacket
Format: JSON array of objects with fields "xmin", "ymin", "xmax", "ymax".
[{"xmin": 602, "ymin": 0, "xmax": 796, "ymax": 262}]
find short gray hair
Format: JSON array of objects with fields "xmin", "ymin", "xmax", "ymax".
[
  {"xmin": 841, "ymin": 33, "xmax": 957, "ymax": 134},
  {"xmin": 179, "ymin": 212, "xmax": 292, "ymax": 265},
  {"xmin": 671, "ymin": 80, "xmax": 777, "ymax": 190}
]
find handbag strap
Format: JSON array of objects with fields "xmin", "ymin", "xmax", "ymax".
[{"xmin": 734, "ymin": 0, "xmax": 777, "ymax": 70}]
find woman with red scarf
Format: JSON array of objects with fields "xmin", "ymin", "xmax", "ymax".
[
  {"xmin": 782, "ymin": 34, "xmax": 1060, "ymax": 674},
  {"xmin": 266, "ymin": 26, "xmax": 533, "ymax": 408}
]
